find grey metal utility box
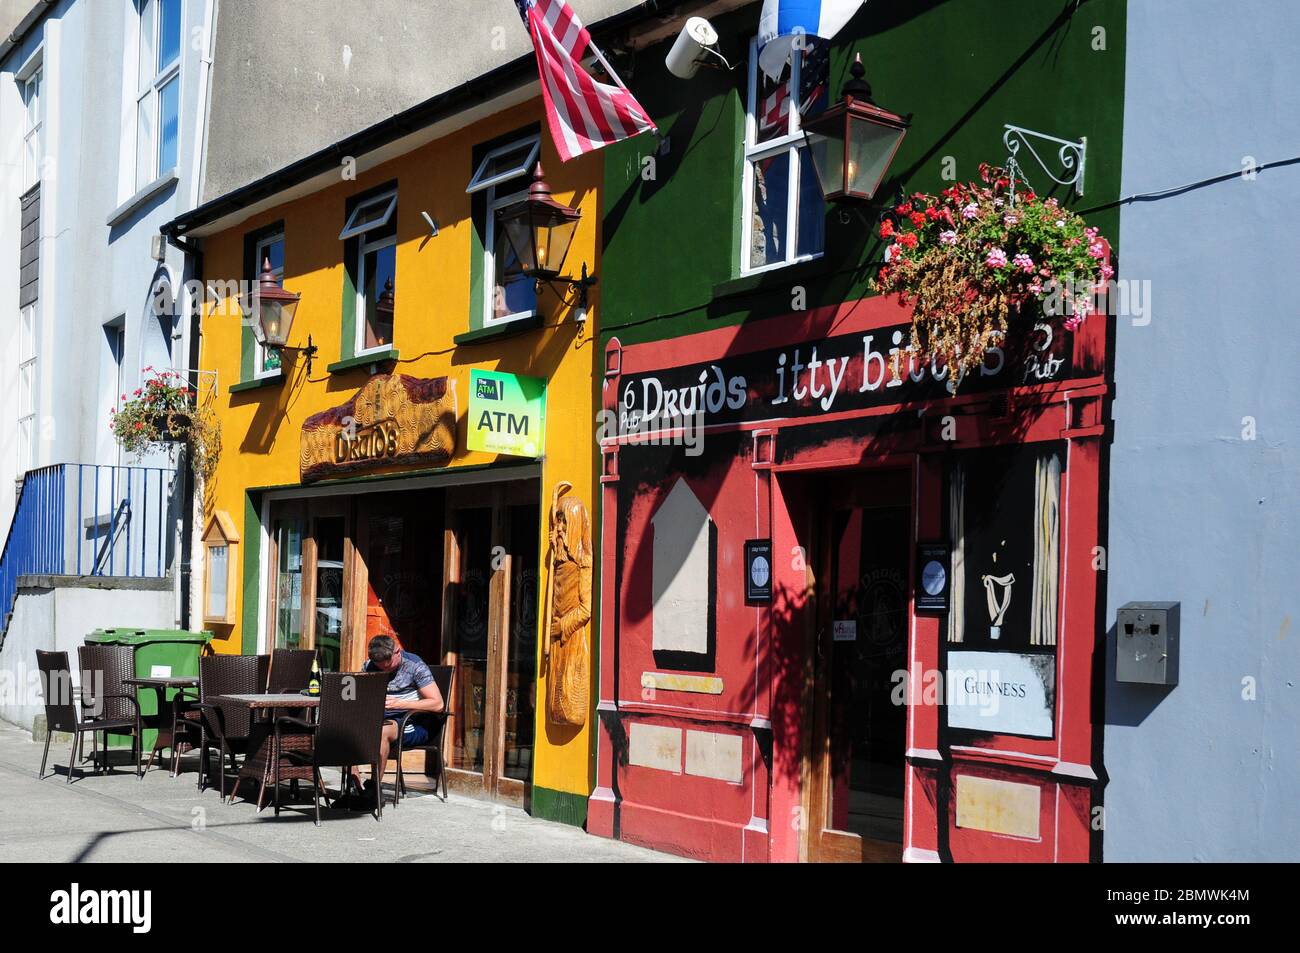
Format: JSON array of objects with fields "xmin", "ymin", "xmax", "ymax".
[{"xmin": 1116, "ymin": 601, "xmax": 1180, "ymax": 686}]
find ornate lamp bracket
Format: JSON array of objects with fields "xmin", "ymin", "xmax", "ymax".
[{"xmin": 1002, "ymin": 124, "xmax": 1087, "ymax": 197}]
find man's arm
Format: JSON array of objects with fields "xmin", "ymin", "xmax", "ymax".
[{"xmin": 385, "ymin": 681, "xmax": 445, "ymax": 713}]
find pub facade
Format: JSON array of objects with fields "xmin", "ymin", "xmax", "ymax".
[
  {"xmin": 587, "ymin": 0, "xmax": 1124, "ymax": 861},
  {"xmin": 163, "ymin": 80, "xmax": 605, "ymax": 824}
]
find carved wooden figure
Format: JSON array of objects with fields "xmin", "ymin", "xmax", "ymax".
[{"xmin": 543, "ymin": 485, "xmax": 591, "ymax": 727}]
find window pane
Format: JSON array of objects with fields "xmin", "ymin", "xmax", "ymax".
[
  {"xmin": 24, "ymin": 130, "xmax": 41, "ymax": 189},
  {"xmin": 136, "ymin": 92, "xmax": 155, "ymax": 189},
  {"xmin": 314, "ymin": 517, "xmax": 345, "ymax": 672},
  {"xmin": 19, "ymin": 364, "xmax": 34, "ymax": 416},
  {"xmin": 158, "ymin": 0, "xmax": 181, "ymax": 72},
  {"xmin": 274, "ymin": 520, "xmax": 304, "ymax": 651},
  {"xmin": 137, "ymin": 0, "xmax": 156, "ymax": 90},
  {"xmin": 24, "ymin": 72, "xmax": 40, "ymax": 129},
  {"xmin": 158, "ymin": 75, "xmax": 179, "ymax": 173},
  {"xmin": 796, "ymin": 146, "xmax": 825, "ymax": 259},
  {"xmin": 754, "ymin": 61, "xmax": 792, "ymax": 144},
  {"xmin": 207, "ymin": 545, "xmax": 228, "ymax": 618},
  {"xmin": 362, "ymin": 242, "xmax": 396, "ymax": 349},
  {"xmin": 796, "ymin": 40, "xmax": 830, "ymax": 129},
  {"xmin": 493, "ymin": 220, "xmax": 536, "ymax": 319},
  {"xmin": 748, "ymin": 150, "xmax": 790, "ymax": 269},
  {"xmin": 260, "ymin": 238, "xmax": 285, "ymax": 277}
]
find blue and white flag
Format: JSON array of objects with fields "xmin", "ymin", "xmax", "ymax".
[{"xmin": 758, "ymin": 0, "xmax": 864, "ymax": 80}]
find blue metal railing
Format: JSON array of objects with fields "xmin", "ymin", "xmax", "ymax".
[{"xmin": 0, "ymin": 464, "xmax": 178, "ymax": 634}]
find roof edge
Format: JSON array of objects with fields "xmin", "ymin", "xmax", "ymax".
[{"xmin": 163, "ymin": 0, "xmax": 689, "ymax": 239}]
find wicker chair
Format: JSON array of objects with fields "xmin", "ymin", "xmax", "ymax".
[
  {"xmin": 191, "ymin": 654, "xmax": 270, "ymax": 795},
  {"xmin": 274, "ymin": 671, "xmax": 388, "ymax": 825},
  {"xmin": 35, "ymin": 650, "xmax": 139, "ymax": 783},
  {"xmin": 388, "ymin": 664, "xmax": 454, "ymax": 806},
  {"xmin": 267, "ymin": 648, "xmax": 316, "ymax": 693},
  {"xmin": 76, "ymin": 645, "xmax": 145, "ymax": 778}
]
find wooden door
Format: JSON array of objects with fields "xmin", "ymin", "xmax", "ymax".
[
  {"xmin": 807, "ymin": 471, "xmax": 911, "ymax": 863},
  {"xmin": 441, "ymin": 481, "xmax": 539, "ymax": 806}
]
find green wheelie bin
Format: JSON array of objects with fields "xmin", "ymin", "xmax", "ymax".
[{"xmin": 84, "ymin": 629, "xmax": 214, "ymax": 753}]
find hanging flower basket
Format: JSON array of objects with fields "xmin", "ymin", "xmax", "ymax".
[
  {"xmin": 110, "ymin": 367, "xmax": 221, "ymax": 477},
  {"xmin": 876, "ymin": 163, "xmax": 1113, "ymax": 391}
]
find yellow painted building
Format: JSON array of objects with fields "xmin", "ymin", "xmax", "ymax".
[{"xmin": 170, "ymin": 96, "xmax": 602, "ymax": 823}]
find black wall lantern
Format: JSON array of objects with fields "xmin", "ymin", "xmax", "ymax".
[
  {"xmin": 497, "ymin": 163, "xmax": 598, "ymax": 324},
  {"xmin": 804, "ymin": 54, "xmax": 909, "ymax": 204},
  {"xmin": 248, "ymin": 257, "xmax": 317, "ymax": 373}
]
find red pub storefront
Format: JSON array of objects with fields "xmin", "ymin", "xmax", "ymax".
[{"xmin": 587, "ymin": 292, "xmax": 1108, "ymax": 862}]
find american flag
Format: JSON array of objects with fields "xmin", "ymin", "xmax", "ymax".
[{"xmin": 515, "ymin": 0, "xmax": 656, "ymax": 162}]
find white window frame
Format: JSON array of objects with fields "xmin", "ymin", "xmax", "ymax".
[
  {"xmin": 17, "ymin": 49, "xmax": 43, "ymax": 191},
  {"xmin": 466, "ymin": 137, "xmax": 540, "ymax": 196},
  {"xmin": 348, "ymin": 190, "xmax": 398, "ymax": 356},
  {"xmin": 471, "ymin": 135, "xmax": 541, "ymax": 329},
  {"xmin": 253, "ymin": 232, "xmax": 285, "ymax": 378},
  {"xmin": 339, "ymin": 191, "xmax": 397, "ymax": 241},
  {"xmin": 134, "ymin": 0, "xmax": 183, "ymax": 190},
  {"xmin": 18, "ymin": 304, "xmax": 38, "ymax": 473},
  {"xmin": 740, "ymin": 37, "xmax": 824, "ymax": 276}
]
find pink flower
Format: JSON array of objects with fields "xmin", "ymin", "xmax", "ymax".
[
  {"xmin": 1064, "ymin": 315, "xmax": 1083, "ymax": 332},
  {"xmin": 1029, "ymin": 279, "xmax": 1044, "ymax": 295},
  {"xmin": 939, "ymin": 230, "xmax": 958, "ymax": 245},
  {"xmin": 1013, "ymin": 253, "xmax": 1035, "ymax": 273},
  {"xmin": 1003, "ymin": 212, "xmax": 1020, "ymax": 227},
  {"xmin": 1100, "ymin": 263, "xmax": 1115, "ymax": 282},
  {"xmin": 1088, "ymin": 240, "xmax": 1106, "ymax": 259},
  {"xmin": 962, "ymin": 203, "xmax": 979, "ymax": 220},
  {"xmin": 985, "ymin": 247, "xmax": 1008, "ymax": 268}
]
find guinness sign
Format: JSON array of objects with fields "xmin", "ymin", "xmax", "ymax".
[{"xmin": 300, "ymin": 374, "xmax": 456, "ymax": 482}]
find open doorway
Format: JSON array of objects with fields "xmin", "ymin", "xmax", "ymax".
[{"xmin": 797, "ymin": 467, "xmax": 911, "ymax": 862}]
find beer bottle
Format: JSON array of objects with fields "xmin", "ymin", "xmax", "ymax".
[{"xmin": 308, "ymin": 653, "xmax": 321, "ymax": 697}]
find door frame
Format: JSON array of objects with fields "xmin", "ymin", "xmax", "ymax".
[
  {"xmin": 441, "ymin": 479, "xmax": 540, "ymax": 807},
  {"xmin": 264, "ymin": 497, "xmax": 354, "ymax": 666}
]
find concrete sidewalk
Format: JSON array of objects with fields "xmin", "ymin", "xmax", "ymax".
[{"xmin": 0, "ymin": 722, "xmax": 683, "ymax": 863}]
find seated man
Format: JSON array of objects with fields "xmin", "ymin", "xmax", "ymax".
[{"xmin": 351, "ymin": 634, "xmax": 444, "ymax": 797}]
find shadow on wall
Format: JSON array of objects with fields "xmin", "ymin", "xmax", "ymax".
[{"xmin": 1101, "ymin": 620, "xmax": 1174, "ymax": 728}]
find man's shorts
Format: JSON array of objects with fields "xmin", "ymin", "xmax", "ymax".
[{"xmin": 387, "ymin": 714, "xmax": 429, "ymax": 746}]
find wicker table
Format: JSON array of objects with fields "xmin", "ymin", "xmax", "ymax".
[
  {"xmin": 211, "ymin": 693, "xmax": 321, "ymax": 810},
  {"xmin": 124, "ymin": 676, "xmax": 201, "ymax": 776}
]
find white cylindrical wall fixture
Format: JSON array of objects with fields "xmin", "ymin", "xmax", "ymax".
[{"xmin": 665, "ymin": 17, "xmax": 720, "ymax": 80}]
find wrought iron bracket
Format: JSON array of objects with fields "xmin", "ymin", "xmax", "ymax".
[{"xmin": 1003, "ymin": 124, "xmax": 1087, "ymax": 197}]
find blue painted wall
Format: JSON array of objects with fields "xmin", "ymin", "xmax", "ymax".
[{"xmin": 1105, "ymin": 0, "xmax": 1300, "ymax": 860}]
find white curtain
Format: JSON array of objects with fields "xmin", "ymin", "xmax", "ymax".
[{"xmin": 1030, "ymin": 452, "xmax": 1062, "ymax": 647}]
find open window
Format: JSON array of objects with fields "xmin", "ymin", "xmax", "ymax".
[
  {"xmin": 340, "ymin": 189, "xmax": 398, "ymax": 355},
  {"xmin": 468, "ymin": 134, "xmax": 540, "ymax": 328},
  {"xmin": 203, "ymin": 511, "xmax": 240, "ymax": 625},
  {"xmin": 740, "ymin": 36, "xmax": 828, "ymax": 274},
  {"xmin": 339, "ymin": 190, "xmax": 398, "ymax": 241}
]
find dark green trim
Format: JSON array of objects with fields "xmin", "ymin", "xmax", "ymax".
[
  {"xmin": 240, "ymin": 492, "xmax": 262, "ymax": 655},
  {"xmin": 711, "ymin": 255, "xmax": 835, "ymax": 304},
  {"xmin": 240, "ymin": 221, "xmax": 285, "ymax": 384},
  {"xmin": 530, "ymin": 785, "xmax": 588, "ymax": 828},
  {"xmin": 327, "ymin": 348, "xmax": 400, "ymax": 374},
  {"xmin": 453, "ymin": 315, "xmax": 542, "ymax": 346},
  {"xmin": 229, "ymin": 371, "xmax": 284, "ymax": 394}
]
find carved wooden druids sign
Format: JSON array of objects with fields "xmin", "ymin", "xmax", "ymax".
[{"xmin": 300, "ymin": 374, "xmax": 457, "ymax": 482}]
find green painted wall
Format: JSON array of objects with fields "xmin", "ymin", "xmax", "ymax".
[{"xmin": 600, "ymin": 0, "xmax": 1126, "ymax": 346}]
